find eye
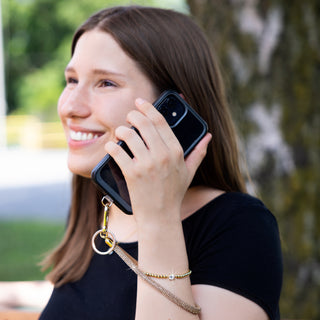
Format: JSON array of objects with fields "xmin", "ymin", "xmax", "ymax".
[
  {"xmin": 99, "ymin": 80, "xmax": 116, "ymax": 88},
  {"xmin": 66, "ymin": 77, "xmax": 78, "ymax": 85}
]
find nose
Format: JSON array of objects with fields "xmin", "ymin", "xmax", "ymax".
[{"xmin": 59, "ymin": 85, "xmax": 92, "ymax": 119}]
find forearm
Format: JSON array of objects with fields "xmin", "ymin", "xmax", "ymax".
[
  {"xmin": 135, "ymin": 219, "xmax": 199, "ymax": 320},
  {"xmin": 104, "ymin": 98, "xmax": 211, "ymax": 319}
]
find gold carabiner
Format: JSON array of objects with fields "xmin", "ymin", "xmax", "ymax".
[
  {"xmin": 91, "ymin": 195, "xmax": 117, "ymax": 255},
  {"xmin": 101, "ymin": 195, "xmax": 113, "ymax": 234},
  {"xmin": 105, "ymin": 237, "xmax": 114, "ymax": 248}
]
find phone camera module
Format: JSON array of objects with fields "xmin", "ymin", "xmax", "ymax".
[{"xmin": 164, "ymin": 97, "xmax": 186, "ymax": 127}]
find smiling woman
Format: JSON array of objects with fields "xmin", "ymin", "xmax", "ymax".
[
  {"xmin": 39, "ymin": 5, "xmax": 282, "ymax": 320},
  {"xmin": 58, "ymin": 30, "xmax": 158, "ymax": 177}
]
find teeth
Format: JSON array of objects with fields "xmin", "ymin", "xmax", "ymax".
[{"xmin": 70, "ymin": 130, "xmax": 100, "ymax": 141}]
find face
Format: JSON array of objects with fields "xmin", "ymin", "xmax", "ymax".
[{"xmin": 58, "ymin": 30, "xmax": 158, "ymax": 177}]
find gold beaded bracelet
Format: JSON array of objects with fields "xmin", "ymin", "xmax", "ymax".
[
  {"xmin": 114, "ymin": 244, "xmax": 201, "ymax": 315},
  {"xmin": 144, "ymin": 270, "xmax": 192, "ymax": 280}
]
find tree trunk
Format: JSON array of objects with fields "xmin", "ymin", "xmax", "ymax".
[{"xmin": 187, "ymin": 0, "xmax": 320, "ymax": 318}]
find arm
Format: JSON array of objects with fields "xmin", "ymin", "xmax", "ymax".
[
  {"xmin": 105, "ymin": 98, "xmax": 275, "ymax": 320},
  {"xmin": 192, "ymin": 285, "xmax": 269, "ymax": 320},
  {"xmin": 105, "ymin": 98, "xmax": 205, "ymax": 319},
  {"xmin": 136, "ymin": 214, "xmax": 198, "ymax": 319}
]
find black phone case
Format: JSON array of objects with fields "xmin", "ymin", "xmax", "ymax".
[{"xmin": 91, "ymin": 90, "xmax": 208, "ymax": 214}]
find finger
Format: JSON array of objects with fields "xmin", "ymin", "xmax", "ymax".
[
  {"xmin": 126, "ymin": 109, "xmax": 169, "ymax": 157},
  {"xmin": 114, "ymin": 125, "xmax": 148, "ymax": 160},
  {"xmin": 185, "ymin": 133, "xmax": 212, "ymax": 178},
  {"xmin": 134, "ymin": 98, "xmax": 181, "ymax": 152},
  {"xmin": 104, "ymin": 140, "xmax": 133, "ymax": 176}
]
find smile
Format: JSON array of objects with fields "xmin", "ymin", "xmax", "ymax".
[{"xmin": 70, "ymin": 130, "xmax": 101, "ymax": 141}]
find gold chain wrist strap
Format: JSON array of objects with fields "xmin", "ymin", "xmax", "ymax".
[{"xmin": 91, "ymin": 196, "xmax": 201, "ymax": 315}]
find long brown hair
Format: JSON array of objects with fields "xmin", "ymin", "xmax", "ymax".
[{"xmin": 42, "ymin": 6, "xmax": 247, "ymax": 287}]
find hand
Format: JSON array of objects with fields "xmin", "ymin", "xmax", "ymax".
[{"xmin": 105, "ymin": 98, "xmax": 212, "ymax": 226}]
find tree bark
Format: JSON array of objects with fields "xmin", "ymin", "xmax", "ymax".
[{"xmin": 187, "ymin": 0, "xmax": 320, "ymax": 318}]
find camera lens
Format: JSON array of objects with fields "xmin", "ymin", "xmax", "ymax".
[{"xmin": 164, "ymin": 96, "xmax": 186, "ymax": 127}]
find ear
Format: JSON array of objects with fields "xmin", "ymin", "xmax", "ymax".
[{"xmin": 179, "ymin": 93, "xmax": 186, "ymax": 100}]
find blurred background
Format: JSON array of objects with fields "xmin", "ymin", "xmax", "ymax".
[{"xmin": 0, "ymin": 0, "xmax": 319, "ymax": 318}]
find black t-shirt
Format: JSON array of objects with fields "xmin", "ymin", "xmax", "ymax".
[{"xmin": 40, "ymin": 192, "xmax": 283, "ymax": 320}]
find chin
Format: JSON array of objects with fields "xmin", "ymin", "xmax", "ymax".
[
  {"xmin": 68, "ymin": 166, "xmax": 92, "ymax": 178},
  {"xmin": 67, "ymin": 156, "xmax": 96, "ymax": 179}
]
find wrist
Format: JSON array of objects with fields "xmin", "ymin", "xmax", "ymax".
[
  {"xmin": 137, "ymin": 220, "xmax": 188, "ymax": 269},
  {"xmin": 137, "ymin": 215, "xmax": 182, "ymax": 242}
]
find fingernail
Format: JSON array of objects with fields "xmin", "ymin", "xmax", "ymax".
[{"xmin": 136, "ymin": 98, "xmax": 145, "ymax": 105}]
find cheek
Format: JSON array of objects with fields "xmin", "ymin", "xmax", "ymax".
[{"xmin": 95, "ymin": 95, "xmax": 136, "ymax": 127}]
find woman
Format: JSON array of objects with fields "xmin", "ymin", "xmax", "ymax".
[{"xmin": 40, "ymin": 6, "xmax": 282, "ymax": 320}]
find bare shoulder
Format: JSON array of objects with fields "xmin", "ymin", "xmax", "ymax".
[{"xmin": 192, "ymin": 284, "xmax": 269, "ymax": 320}]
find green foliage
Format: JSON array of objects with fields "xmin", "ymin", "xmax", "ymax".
[
  {"xmin": 17, "ymin": 60, "xmax": 66, "ymax": 120},
  {"xmin": 3, "ymin": 0, "xmax": 186, "ymax": 119},
  {"xmin": 0, "ymin": 220, "xmax": 64, "ymax": 281}
]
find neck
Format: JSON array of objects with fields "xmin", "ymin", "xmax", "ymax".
[
  {"xmin": 180, "ymin": 186, "xmax": 225, "ymax": 220},
  {"xmin": 107, "ymin": 205, "xmax": 138, "ymax": 243}
]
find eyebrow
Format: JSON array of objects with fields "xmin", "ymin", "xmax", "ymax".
[{"xmin": 65, "ymin": 66, "xmax": 126, "ymax": 78}]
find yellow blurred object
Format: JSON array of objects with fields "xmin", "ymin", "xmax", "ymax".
[
  {"xmin": 6, "ymin": 115, "xmax": 66, "ymax": 149},
  {"xmin": 0, "ymin": 310, "xmax": 40, "ymax": 320}
]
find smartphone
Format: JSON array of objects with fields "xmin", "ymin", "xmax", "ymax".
[{"xmin": 91, "ymin": 90, "xmax": 208, "ymax": 215}]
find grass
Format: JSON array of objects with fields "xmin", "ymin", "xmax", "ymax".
[{"xmin": 0, "ymin": 220, "xmax": 65, "ymax": 281}]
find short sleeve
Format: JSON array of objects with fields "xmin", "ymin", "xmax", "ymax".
[{"xmin": 183, "ymin": 193, "xmax": 283, "ymax": 320}]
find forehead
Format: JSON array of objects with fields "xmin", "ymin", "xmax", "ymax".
[{"xmin": 68, "ymin": 30, "xmax": 137, "ymax": 73}]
